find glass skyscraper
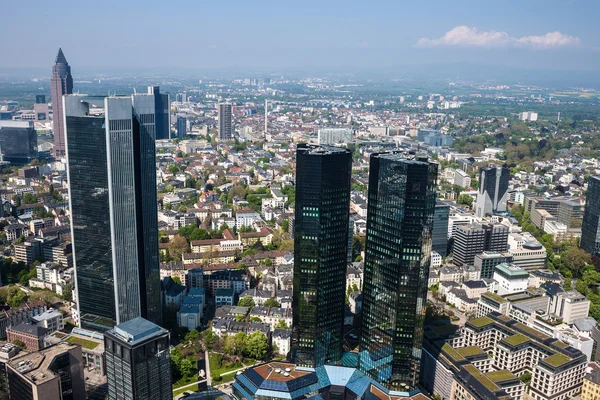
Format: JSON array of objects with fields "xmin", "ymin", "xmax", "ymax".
[
  {"xmin": 581, "ymin": 176, "xmax": 600, "ymax": 257},
  {"xmin": 0, "ymin": 121, "xmax": 38, "ymax": 164},
  {"xmin": 359, "ymin": 152, "xmax": 437, "ymax": 392},
  {"xmin": 292, "ymin": 144, "xmax": 352, "ymax": 368},
  {"xmin": 104, "ymin": 317, "xmax": 171, "ymax": 400},
  {"xmin": 65, "ymin": 94, "xmax": 161, "ymax": 330}
]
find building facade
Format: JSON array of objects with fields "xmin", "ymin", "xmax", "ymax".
[
  {"xmin": 475, "ymin": 165, "xmax": 510, "ymax": 218},
  {"xmin": 218, "ymin": 103, "xmax": 233, "ymax": 140},
  {"xmin": 65, "ymin": 94, "xmax": 161, "ymax": 330},
  {"xmin": 50, "ymin": 48, "xmax": 73, "ymax": 157},
  {"xmin": 0, "ymin": 121, "xmax": 38, "ymax": 164},
  {"xmin": 581, "ymin": 176, "xmax": 600, "ymax": 257},
  {"xmin": 104, "ymin": 318, "xmax": 171, "ymax": 400},
  {"xmin": 359, "ymin": 152, "xmax": 437, "ymax": 392},
  {"xmin": 432, "ymin": 202, "xmax": 450, "ymax": 257},
  {"xmin": 147, "ymin": 86, "xmax": 170, "ymax": 140},
  {"xmin": 292, "ymin": 144, "xmax": 352, "ymax": 368}
]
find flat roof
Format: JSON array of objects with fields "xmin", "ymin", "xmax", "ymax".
[
  {"xmin": 111, "ymin": 317, "xmax": 166, "ymax": 345},
  {"xmin": 8, "ymin": 343, "xmax": 77, "ymax": 385},
  {"xmin": 252, "ymin": 362, "xmax": 311, "ymax": 382}
]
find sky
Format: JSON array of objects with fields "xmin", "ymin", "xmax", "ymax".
[{"xmin": 1, "ymin": 0, "xmax": 599, "ymax": 75}]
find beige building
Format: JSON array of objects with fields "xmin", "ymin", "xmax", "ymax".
[{"xmin": 7, "ymin": 343, "xmax": 86, "ymax": 399}]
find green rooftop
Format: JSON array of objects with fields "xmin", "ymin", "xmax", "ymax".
[
  {"xmin": 469, "ymin": 316, "xmax": 495, "ymax": 328},
  {"xmin": 67, "ymin": 335, "xmax": 100, "ymax": 350},
  {"xmin": 442, "ymin": 343, "xmax": 465, "ymax": 361},
  {"xmin": 457, "ymin": 346, "xmax": 486, "ymax": 358},
  {"xmin": 503, "ymin": 334, "xmax": 530, "ymax": 346},
  {"xmin": 463, "ymin": 365, "xmax": 501, "ymax": 392},
  {"xmin": 544, "ymin": 353, "xmax": 571, "ymax": 367},
  {"xmin": 514, "ymin": 323, "xmax": 551, "ymax": 341},
  {"xmin": 483, "ymin": 292, "xmax": 508, "ymax": 303},
  {"xmin": 486, "ymin": 370, "xmax": 517, "ymax": 383}
]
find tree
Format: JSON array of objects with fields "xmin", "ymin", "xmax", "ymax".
[
  {"xmin": 168, "ymin": 235, "xmax": 189, "ymax": 256},
  {"xmin": 185, "ymin": 329, "xmax": 200, "ymax": 341},
  {"xmin": 179, "ymin": 357, "xmax": 195, "ymax": 377},
  {"xmin": 456, "ymin": 193, "xmax": 473, "ymax": 206},
  {"xmin": 12, "ymin": 339, "xmax": 26, "ymax": 350},
  {"xmin": 62, "ymin": 283, "xmax": 73, "ymax": 302},
  {"xmin": 172, "ymin": 276, "xmax": 182, "ymax": 285},
  {"xmin": 229, "ymin": 185, "xmax": 247, "ymax": 200},
  {"xmin": 168, "ymin": 165, "xmax": 179, "ymax": 174},
  {"xmin": 275, "ymin": 319, "xmax": 289, "ymax": 329},
  {"xmin": 22, "ymin": 192, "xmax": 37, "ymax": 205},
  {"xmin": 238, "ymin": 296, "xmax": 255, "ymax": 308},
  {"xmin": 519, "ymin": 372, "xmax": 532, "ymax": 385},
  {"xmin": 264, "ymin": 298, "xmax": 280, "ymax": 308},
  {"xmin": 10, "ymin": 290, "xmax": 28, "ymax": 307},
  {"xmin": 565, "ymin": 246, "xmax": 591, "ymax": 277},
  {"xmin": 245, "ymin": 331, "xmax": 269, "ymax": 360}
]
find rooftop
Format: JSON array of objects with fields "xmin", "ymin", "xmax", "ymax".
[
  {"xmin": 8, "ymin": 343, "xmax": 78, "ymax": 385},
  {"xmin": 468, "ymin": 316, "xmax": 495, "ymax": 328},
  {"xmin": 502, "ymin": 334, "xmax": 530, "ymax": 346},
  {"xmin": 543, "ymin": 353, "xmax": 571, "ymax": 367},
  {"xmin": 111, "ymin": 317, "xmax": 166, "ymax": 345},
  {"xmin": 252, "ymin": 362, "xmax": 311, "ymax": 382},
  {"xmin": 486, "ymin": 370, "xmax": 517, "ymax": 383}
]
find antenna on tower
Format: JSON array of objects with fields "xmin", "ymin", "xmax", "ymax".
[
  {"xmin": 557, "ymin": 112, "xmax": 560, "ymax": 122},
  {"xmin": 133, "ymin": 88, "xmax": 137, "ymax": 95}
]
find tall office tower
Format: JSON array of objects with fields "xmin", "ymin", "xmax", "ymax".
[
  {"xmin": 452, "ymin": 223, "xmax": 509, "ymax": 266},
  {"xmin": 104, "ymin": 317, "xmax": 171, "ymax": 400},
  {"xmin": 581, "ymin": 176, "xmax": 600, "ymax": 257},
  {"xmin": 0, "ymin": 121, "xmax": 38, "ymax": 164},
  {"xmin": 264, "ymin": 99, "xmax": 268, "ymax": 135},
  {"xmin": 177, "ymin": 116, "xmax": 186, "ymax": 139},
  {"xmin": 7, "ymin": 342, "xmax": 86, "ymax": 400},
  {"xmin": 50, "ymin": 48, "xmax": 73, "ymax": 157},
  {"xmin": 218, "ymin": 103, "xmax": 233, "ymax": 140},
  {"xmin": 432, "ymin": 201, "xmax": 450, "ymax": 256},
  {"xmin": 65, "ymin": 94, "xmax": 161, "ymax": 330},
  {"xmin": 475, "ymin": 165, "xmax": 510, "ymax": 217},
  {"xmin": 359, "ymin": 152, "xmax": 437, "ymax": 392},
  {"xmin": 147, "ymin": 86, "xmax": 170, "ymax": 140},
  {"xmin": 292, "ymin": 144, "xmax": 352, "ymax": 368}
]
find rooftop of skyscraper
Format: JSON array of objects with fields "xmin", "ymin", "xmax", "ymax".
[
  {"xmin": 8, "ymin": 343, "xmax": 79, "ymax": 385},
  {"xmin": 111, "ymin": 317, "xmax": 166, "ymax": 345}
]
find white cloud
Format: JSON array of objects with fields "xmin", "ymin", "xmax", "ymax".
[
  {"xmin": 515, "ymin": 32, "xmax": 580, "ymax": 48},
  {"xmin": 417, "ymin": 26, "xmax": 581, "ymax": 49}
]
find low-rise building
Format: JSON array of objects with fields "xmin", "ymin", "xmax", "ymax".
[
  {"xmin": 215, "ymin": 288, "xmax": 235, "ymax": 307},
  {"xmin": 6, "ymin": 322, "xmax": 50, "ymax": 351},
  {"xmin": 272, "ymin": 329, "xmax": 291, "ymax": 356},
  {"xmin": 32, "ymin": 309, "xmax": 64, "ymax": 332},
  {"xmin": 493, "ymin": 263, "xmax": 529, "ymax": 295}
]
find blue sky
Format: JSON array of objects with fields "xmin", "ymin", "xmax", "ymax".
[{"xmin": 2, "ymin": 0, "xmax": 599, "ymax": 72}]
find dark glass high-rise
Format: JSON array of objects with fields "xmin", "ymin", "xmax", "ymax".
[
  {"xmin": 65, "ymin": 94, "xmax": 161, "ymax": 330},
  {"xmin": 581, "ymin": 176, "xmax": 600, "ymax": 257},
  {"xmin": 50, "ymin": 48, "xmax": 73, "ymax": 157},
  {"xmin": 359, "ymin": 152, "xmax": 437, "ymax": 392},
  {"xmin": 292, "ymin": 144, "xmax": 352, "ymax": 368}
]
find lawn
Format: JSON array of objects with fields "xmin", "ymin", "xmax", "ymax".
[
  {"xmin": 173, "ymin": 384, "xmax": 198, "ymax": 397},
  {"xmin": 173, "ymin": 374, "xmax": 197, "ymax": 389},
  {"xmin": 209, "ymin": 353, "xmax": 244, "ymax": 380},
  {"xmin": 66, "ymin": 336, "xmax": 99, "ymax": 350}
]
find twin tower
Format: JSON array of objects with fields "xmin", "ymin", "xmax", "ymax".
[{"xmin": 292, "ymin": 144, "xmax": 438, "ymax": 392}]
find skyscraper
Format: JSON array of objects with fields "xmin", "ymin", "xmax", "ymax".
[
  {"xmin": 147, "ymin": 86, "xmax": 170, "ymax": 140},
  {"xmin": 218, "ymin": 103, "xmax": 232, "ymax": 140},
  {"xmin": 359, "ymin": 152, "xmax": 437, "ymax": 392},
  {"xmin": 64, "ymin": 94, "xmax": 161, "ymax": 330},
  {"xmin": 104, "ymin": 317, "xmax": 171, "ymax": 400},
  {"xmin": 0, "ymin": 121, "xmax": 38, "ymax": 164},
  {"xmin": 292, "ymin": 144, "xmax": 352, "ymax": 368},
  {"xmin": 581, "ymin": 176, "xmax": 600, "ymax": 257},
  {"xmin": 177, "ymin": 116, "xmax": 186, "ymax": 139},
  {"xmin": 432, "ymin": 201, "xmax": 450, "ymax": 257},
  {"xmin": 50, "ymin": 48, "xmax": 73, "ymax": 157},
  {"xmin": 475, "ymin": 165, "xmax": 510, "ymax": 218}
]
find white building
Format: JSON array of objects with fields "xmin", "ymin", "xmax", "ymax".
[
  {"xmin": 493, "ymin": 263, "xmax": 529, "ymax": 296},
  {"xmin": 32, "ymin": 309, "xmax": 64, "ymax": 332},
  {"xmin": 272, "ymin": 329, "xmax": 291, "ymax": 356},
  {"xmin": 431, "ymin": 251, "xmax": 442, "ymax": 268}
]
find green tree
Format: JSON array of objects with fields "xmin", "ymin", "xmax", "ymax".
[
  {"xmin": 185, "ymin": 329, "xmax": 200, "ymax": 341},
  {"xmin": 22, "ymin": 192, "xmax": 38, "ymax": 205},
  {"xmin": 238, "ymin": 296, "xmax": 255, "ymax": 308},
  {"xmin": 12, "ymin": 339, "xmax": 26, "ymax": 350},
  {"xmin": 456, "ymin": 193, "xmax": 473, "ymax": 206},
  {"xmin": 244, "ymin": 331, "xmax": 269, "ymax": 360},
  {"xmin": 263, "ymin": 298, "xmax": 280, "ymax": 308},
  {"xmin": 168, "ymin": 235, "xmax": 189, "ymax": 256},
  {"xmin": 62, "ymin": 283, "xmax": 73, "ymax": 302},
  {"xmin": 275, "ymin": 320, "xmax": 289, "ymax": 329}
]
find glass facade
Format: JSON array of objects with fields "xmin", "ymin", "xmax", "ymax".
[
  {"xmin": 432, "ymin": 202, "xmax": 449, "ymax": 256},
  {"xmin": 0, "ymin": 122, "xmax": 38, "ymax": 164},
  {"xmin": 104, "ymin": 319, "xmax": 172, "ymax": 400},
  {"xmin": 66, "ymin": 95, "xmax": 162, "ymax": 330},
  {"xmin": 581, "ymin": 176, "xmax": 600, "ymax": 256},
  {"xmin": 359, "ymin": 152, "xmax": 437, "ymax": 391},
  {"xmin": 292, "ymin": 144, "xmax": 352, "ymax": 368},
  {"xmin": 65, "ymin": 111, "xmax": 116, "ymax": 328}
]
